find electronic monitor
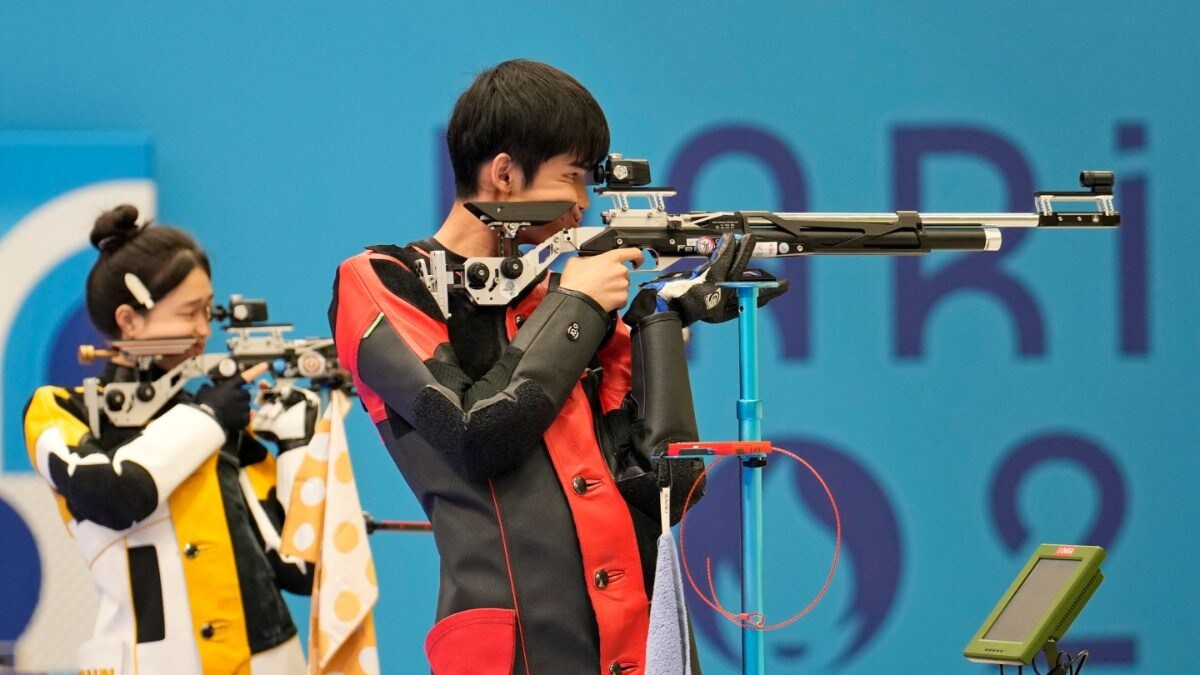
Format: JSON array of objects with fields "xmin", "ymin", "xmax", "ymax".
[{"xmin": 964, "ymin": 544, "xmax": 1105, "ymax": 666}]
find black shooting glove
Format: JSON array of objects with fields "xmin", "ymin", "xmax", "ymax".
[
  {"xmin": 193, "ymin": 376, "xmax": 253, "ymax": 436},
  {"xmin": 622, "ymin": 234, "xmax": 789, "ymax": 327}
]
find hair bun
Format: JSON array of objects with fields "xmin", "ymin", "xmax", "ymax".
[{"xmin": 90, "ymin": 204, "xmax": 142, "ymax": 252}]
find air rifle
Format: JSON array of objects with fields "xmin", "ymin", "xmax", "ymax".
[
  {"xmin": 416, "ymin": 153, "xmax": 1118, "ymax": 317},
  {"xmin": 77, "ymin": 295, "xmax": 349, "ymax": 436}
]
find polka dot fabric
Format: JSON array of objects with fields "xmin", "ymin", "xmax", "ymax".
[{"xmin": 281, "ymin": 391, "xmax": 380, "ymax": 675}]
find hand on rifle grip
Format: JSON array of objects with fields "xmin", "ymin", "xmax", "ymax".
[
  {"xmin": 623, "ymin": 235, "xmax": 789, "ymax": 327},
  {"xmin": 193, "ymin": 361, "xmax": 267, "ymax": 436}
]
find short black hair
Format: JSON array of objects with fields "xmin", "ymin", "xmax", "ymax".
[
  {"xmin": 447, "ymin": 59, "xmax": 610, "ymax": 198},
  {"xmin": 85, "ymin": 204, "xmax": 212, "ymax": 338}
]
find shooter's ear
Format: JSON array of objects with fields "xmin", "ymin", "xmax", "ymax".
[
  {"xmin": 485, "ymin": 153, "xmax": 525, "ymax": 197},
  {"xmin": 114, "ymin": 303, "xmax": 144, "ymax": 339}
]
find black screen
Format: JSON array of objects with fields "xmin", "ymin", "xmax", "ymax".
[{"xmin": 984, "ymin": 558, "xmax": 1080, "ymax": 643}]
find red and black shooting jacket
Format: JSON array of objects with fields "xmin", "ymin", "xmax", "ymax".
[{"xmin": 330, "ymin": 240, "xmax": 703, "ymax": 675}]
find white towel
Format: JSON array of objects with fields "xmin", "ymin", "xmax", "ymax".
[{"xmin": 646, "ymin": 533, "xmax": 692, "ymax": 675}]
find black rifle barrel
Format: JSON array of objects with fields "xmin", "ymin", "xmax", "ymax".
[{"xmin": 578, "ymin": 225, "xmax": 997, "ymax": 256}]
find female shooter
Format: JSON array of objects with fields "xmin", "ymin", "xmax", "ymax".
[{"xmin": 22, "ymin": 205, "xmax": 315, "ymax": 675}]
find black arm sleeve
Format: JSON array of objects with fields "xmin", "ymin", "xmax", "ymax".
[
  {"xmin": 613, "ymin": 312, "xmax": 707, "ymax": 525},
  {"xmin": 357, "ymin": 289, "xmax": 613, "ymax": 482},
  {"xmin": 25, "ymin": 389, "xmax": 225, "ymax": 531},
  {"xmin": 45, "ymin": 442, "xmax": 159, "ymax": 531}
]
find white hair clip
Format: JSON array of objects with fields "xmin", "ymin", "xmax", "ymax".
[{"xmin": 124, "ymin": 273, "xmax": 155, "ymax": 310}]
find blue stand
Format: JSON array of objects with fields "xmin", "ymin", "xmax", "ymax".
[{"xmin": 724, "ymin": 281, "xmax": 778, "ymax": 675}]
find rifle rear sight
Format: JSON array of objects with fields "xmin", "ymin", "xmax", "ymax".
[{"xmin": 211, "ymin": 294, "xmax": 269, "ymax": 328}]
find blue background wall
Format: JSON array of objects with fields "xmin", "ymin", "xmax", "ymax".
[{"xmin": 1, "ymin": 2, "xmax": 1196, "ymax": 672}]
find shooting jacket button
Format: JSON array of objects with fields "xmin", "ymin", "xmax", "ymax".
[
  {"xmin": 594, "ymin": 569, "xmax": 609, "ymax": 589},
  {"xmin": 514, "ymin": 314, "xmax": 526, "ymax": 327},
  {"xmin": 572, "ymin": 475, "xmax": 589, "ymax": 495},
  {"xmin": 199, "ymin": 622, "xmax": 215, "ymax": 640},
  {"xmin": 184, "ymin": 542, "xmax": 199, "ymax": 559}
]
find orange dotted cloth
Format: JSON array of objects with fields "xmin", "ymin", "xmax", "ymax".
[{"xmin": 281, "ymin": 391, "xmax": 380, "ymax": 675}]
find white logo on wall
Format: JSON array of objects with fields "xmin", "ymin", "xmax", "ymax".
[{"xmin": 0, "ymin": 180, "xmax": 156, "ymax": 473}]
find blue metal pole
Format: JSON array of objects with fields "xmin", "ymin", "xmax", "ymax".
[{"xmin": 734, "ymin": 283, "xmax": 766, "ymax": 675}]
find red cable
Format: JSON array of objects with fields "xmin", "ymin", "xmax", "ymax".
[
  {"xmin": 677, "ymin": 447, "xmax": 841, "ymax": 631},
  {"xmin": 488, "ymin": 480, "xmax": 532, "ymax": 674}
]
